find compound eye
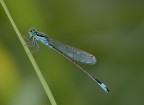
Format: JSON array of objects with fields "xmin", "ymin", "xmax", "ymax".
[{"xmin": 29, "ymin": 28, "xmax": 36, "ymax": 33}]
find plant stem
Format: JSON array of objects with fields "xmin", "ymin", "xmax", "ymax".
[{"xmin": 0, "ymin": 0, "xmax": 57, "ymax": 105}]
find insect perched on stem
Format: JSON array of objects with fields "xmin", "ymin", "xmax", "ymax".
[{"xmin": 24, "ymin": 28, "xmax": 110, "ymax": 93}]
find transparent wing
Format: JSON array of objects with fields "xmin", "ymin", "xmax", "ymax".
[{"xmin": 49, "ymin": 38, "xmax": 96, "ymax": 64}]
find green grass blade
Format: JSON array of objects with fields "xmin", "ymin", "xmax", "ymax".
[{"xmin": 0, "ymin": 0, "xmax": 57, "ymax": 105}]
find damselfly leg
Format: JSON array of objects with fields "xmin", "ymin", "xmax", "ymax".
[{"xmin": 23, "ymin": 36, "xmax": 40, "ymax": 53}]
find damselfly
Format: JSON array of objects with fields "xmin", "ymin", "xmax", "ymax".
[{"xmin": 25, "ymin": 28, "xmax": 110, "ymax": 93}]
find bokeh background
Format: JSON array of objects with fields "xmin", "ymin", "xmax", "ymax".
[{"xmin": 0, "ymin": 0, "xmax": 144, "ymax": 105}]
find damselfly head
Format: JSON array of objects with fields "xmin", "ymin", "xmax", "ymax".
[{"xmin": 29, "ymin": 28, "xmax": 37, "ymax": 38}]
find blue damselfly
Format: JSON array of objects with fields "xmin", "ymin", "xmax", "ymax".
[{"xmin": 24, "ymin": 28, "xmax": 110, "ymax": 93}]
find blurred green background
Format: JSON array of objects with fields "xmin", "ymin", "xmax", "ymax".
[{"xmin": 0, "ymin": 0, "xmax": 144, "ymax": 105}]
